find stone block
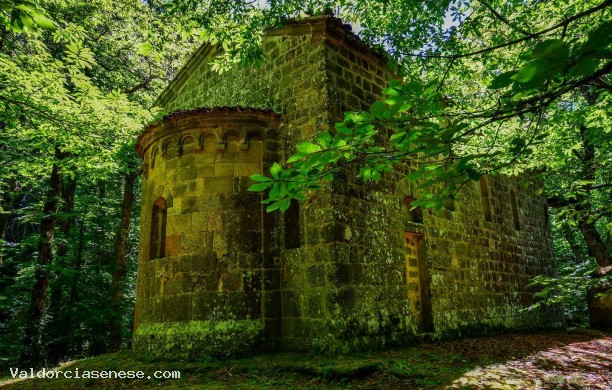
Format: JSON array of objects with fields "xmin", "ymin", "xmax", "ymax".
[
  {"xmin": 191, "ymin": 292, "xmax": 225, "ymax": 320},
  {"xmin": 234, "ymin": 163, "xmax": 261, "ymax": 177},
  {"xmin": 282, "ymin": 290, "xmax": 300, "ymax": 318},
  {"xmin": 213, "ymin": 232, "xmax": 229, "ymax": 253},
  {"xmin": 191, "ymin": 211, "xmax": 209, "ymax": 231},
  {"xmin": 181, "ymin": 232, "xmax": 207, "ymax": 254},
  {"xmin": 162, "ymin": 294, "xmax": 192, "ymax": 322},
  {"xmin": 178, "ymin": 166, "xmax": 198, "ymax": 181},
  {"xmin": 197, "ymin": 164, "xmax": 215, "ymax": 177},
  {"xmin": 215, "ymin": 163, "xmax": 234, "ymax": 177},
  {"xmin": 208, "ymin": 212, "xmax": 222, "ymax": 231},
  {"xmin": 204, "ymin": 177, "xmax": 234, "ymax": 194}
]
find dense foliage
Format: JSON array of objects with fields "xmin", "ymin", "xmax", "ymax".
[{"xmin": 0, "ymin": 0, "xmax": 199, "ymax": 367}]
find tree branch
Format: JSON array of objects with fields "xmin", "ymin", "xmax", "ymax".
[
  {"xmin": 477, "ymin": 0, "xmax": 531, "ymax": 36},
  {"xmin": 409, "ymin": 0, "xmax": 611, "ymax": 59}
]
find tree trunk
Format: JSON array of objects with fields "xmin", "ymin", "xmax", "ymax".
[
  {"xmin": 578, "ymin": 219, "xmax": 610, "ymax": 267},
  {"xmin": 18, "ymin": 148, "xmax": 63, "ymax": 367},
  {"xmin": 46, "ymin": 175, "xmax": 77, "ymax": 364},
  {"xmin": 0, "ymin": 186, "xmax": 13, "ymax": 265},
  {"xmin": 65, "ymin": 211, "xmax": 87, "ymax": 357},
  {"xmin": 576, "ymin": 124, "xmax": 612, "ymax": 327},
  {"xmin": 109, "ymin": 170, "xmax": 138, "ymax": 352}
]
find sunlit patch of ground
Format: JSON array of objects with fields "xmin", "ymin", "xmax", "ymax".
[
  {"xmin": 1, "ymin": 330, "xmax": 610, "ymax": 389},
  {"xmin": 449, "ymin": 335, "xmax": 611, "ymax": 389}
]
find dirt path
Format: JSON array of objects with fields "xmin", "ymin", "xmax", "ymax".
[{"xmin": 441, "ymin": 331, "xmax": 611, "ymax": 389}]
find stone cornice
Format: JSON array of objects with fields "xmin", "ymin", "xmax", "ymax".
[{"xmin": 136, "ymin": 106, "xmax": 280, "ymax": 158}]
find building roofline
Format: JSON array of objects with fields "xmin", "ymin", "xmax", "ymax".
[{"xmin": 153, "ymin": 15, "xmax": 389, "ymax": 109}]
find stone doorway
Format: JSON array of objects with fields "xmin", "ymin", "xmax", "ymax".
[{"xmin": 404, "ymin": 232, "xmax": 434, "ymax": 333}]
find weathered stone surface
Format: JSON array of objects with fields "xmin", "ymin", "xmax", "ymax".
[{"xmin": 132, "ymin": 15, "xmax": 561, "ymax": 360}]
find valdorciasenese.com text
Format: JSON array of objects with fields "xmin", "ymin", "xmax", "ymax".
[{"xmin": 8, "ymin": 368, "xmax": 181, "ymax": 380}]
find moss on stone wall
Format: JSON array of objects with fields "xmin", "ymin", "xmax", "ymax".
[{"xmin": 133, "ymin": 319, "xmax": 265, "ymax": 360}]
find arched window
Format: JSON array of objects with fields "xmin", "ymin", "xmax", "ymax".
[
  {"xmin": 479, "ymin": 177, "xmax": 492, "ymax": 222},
  {"xmin": 402, "ymin": 196, "xmax": 423, "ymax": 224},
  {"xmin": 150, "ymin": 197, "xmax": 167, "ymax": 260},
  {"xmin": 510, "ymin": 190, "xmax": 520, "ymax": 230}
]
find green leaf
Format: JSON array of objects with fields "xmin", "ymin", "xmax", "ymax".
[
  {"xmin": 247, "ymin": 182, "xmax": 272, "ymax": 192},
  {"xmin": 31, "ymin": 12, "xmax": 55, "ymax": 30},
  {"xmin": 137, "ymin": 42, "xmax": 153, "ymax": 56},
  {"xmin": 569, "ymin": 57, "xmax": 597, "ymax": 77},
  {"xmin": 19, "ymin": 12, "xmax": 35, "ymax": 29},
  {"xmin": 296, "ymin": 142, "xmax": 320, "ymax": 154},
  {"xmin": 512, "ymin": 62, "xmax": 540, "ymax": 83},
  {"xmin": 370, "ymin": 101, "xmax": 388, "ymax": 119},
  {"xmin": 466, "ymin": 168, "xmax": 480, "ymax": 181},
  {"xmin": 279, "ymin": 198, "xmax": 291, "ymax": 212},
  {"xmin": 489, "ymin": 71, "xmax": 516, "ymax": 90},
  {"xmin": 286, "ymin": 153, "xmax": 306, "ymax": 163},
  {"xmin": 266, "ymin": 201, "xmax": 281, "ymax": 212},
  {"xmin": 532, "ymin": 39, "xmax": 569, "ymax": 60},
  {"xmin": 270, "ymin": 163, "xmax": 282, "ymax": 179},
  {"xmin": 455, "ymin": 154, "xmax": 479, "ymax": 173},
  {"xmin": 250, "ymin": 173, "xmax": 271, "ymax": 182},
  {"xmin": 316, "ymin": 132, "xmax": 332, "ymax": 148}
]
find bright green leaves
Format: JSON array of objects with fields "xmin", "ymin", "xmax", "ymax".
[
  {"xmin": 246, "ymin": 76, "xmax": 488, "ymax": 213},
  {"xmin": 578, "ymin": 19, "xmax": 612, "ymax": 57},
  {"xmin": 503, "ymin": 39, "xmax": 571, "ymax": 89},
  {"xmin": 490, "ymin": 26, "xmax": 610, "ymax": 93},
  {"xmin": 369, "ymin": 101, "xmax": 388, "ymax": 119},
  {"xmin": 269, "ymin": 162, "xmax": 282, "ymax": 179},
  {"xmin": 65, "ymin": 41, "xmax": 95, "ymax": 70},
  {"xmin": 295, "ymin": 142, "xmax": 320, "ymax": 154},
  {"xmin": 137, "ymin": 42, "xmax": 154, "ymax": 56},
  {"xmin": 247, "ymin": 173, "xmax": 272, "ymax": 192},
  {"xmin": 1, "ymin": 0, "xmax": 55, "ymax": 33}
]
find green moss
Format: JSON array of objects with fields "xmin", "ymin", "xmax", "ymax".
[{"xmin": 133, "ymin": 319, "xmax": 264, "ymax": 360}]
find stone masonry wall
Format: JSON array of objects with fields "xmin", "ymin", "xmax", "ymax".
[
  {"xmin": 133, "ymin": 110, "xmax": 282, "ymax": 359},
  {"xmin": 133, "ymin": 15, "xmax": 561, "ymax": 359},
  {"xmin": 282, "ymin": 32, "xmax": 416, "ymax": 352},
  {"xmin": 421, "ymin": 175, "xmax": 562, "ymax": 335}
]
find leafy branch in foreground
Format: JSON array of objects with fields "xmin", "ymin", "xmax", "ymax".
[{"xmin": 249, "ymin": 23, "xmax": 612, "ymax": 213}]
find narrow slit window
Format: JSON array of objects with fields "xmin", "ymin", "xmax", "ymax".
[
  {"xmin": 403, "ymin": 196, "xmax": 424, "ymax": 224},
  {"xmin": 479, "ymin": 177, "xmax": 492, "ymax": 222},
  {"xmin": 150, "ymin": 197, "xmax": 167, "ymax": 260},
  {"xmin": 510, "ymin": 190, "xmax": 520, "ymax": 230},
  {"xmin": 444, "ymin": 197, "xmax": 455, "ymax": 211},
  {"xmin": 284, "ymin": 199, "xmax": 300, "ymax": 249}
]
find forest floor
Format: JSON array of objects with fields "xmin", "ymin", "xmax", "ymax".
[{"xmin": 1, "ymin": 329, "xmax": 610, "ymax": 389}]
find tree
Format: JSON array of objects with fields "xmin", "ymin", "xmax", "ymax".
[{"xmin": 1, "ymin": 0, "xmax": 200, "ymax": 367}]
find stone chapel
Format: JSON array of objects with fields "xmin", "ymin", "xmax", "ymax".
[{"xmin": 132, "ymin": 15, "xmax": 561, "ymax": 359}]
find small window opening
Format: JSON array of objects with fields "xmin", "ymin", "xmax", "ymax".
[
  {"xmin": 284, "ymin": 199, "xmax": 300, "ymax": 249},
  {"xmin": 510, "ymin": 190, "xmax": 520, "ymax": 230},
  {"xmin": 403, "ymin": 196, "xmax": 424, "ymax": 224},
  {"xmin": 479, "ymin": 177, "xmax": 492, "ymax": 222},
  {"xmin": 444, "ymin": 197, "xmax": 455, "ymax": 211},
  {"xmin": 150, "ymin": 197, "xmax": 167, "ymax": 260}
]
